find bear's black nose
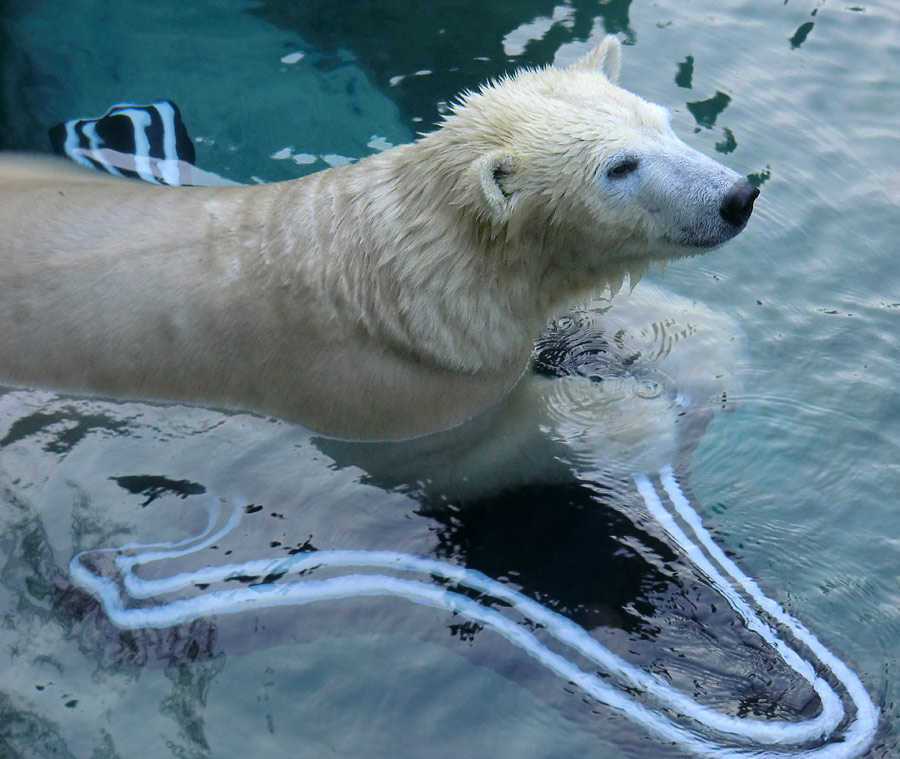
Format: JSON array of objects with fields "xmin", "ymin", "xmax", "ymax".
[{"xmin": 720, "ymin": 179, "xmax": 760, "ymax": 228}]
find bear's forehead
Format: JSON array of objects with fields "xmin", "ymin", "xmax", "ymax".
[{"xmin": 487, "ymin": 68, "xmax": 672, "ymax": 135}]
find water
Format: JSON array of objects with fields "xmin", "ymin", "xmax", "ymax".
[{"xmin": 1, "ymin": 0, "xmax": 899, "ymax": 757}]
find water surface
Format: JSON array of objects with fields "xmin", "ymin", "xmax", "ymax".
[{"xmin": 1, "ymin": 1, "xmax": 899, "ymax": 757}]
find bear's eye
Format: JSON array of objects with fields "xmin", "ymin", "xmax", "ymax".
[{"xmin": 606, "ymin": 158, "xmax": 639, "ymax": 179}]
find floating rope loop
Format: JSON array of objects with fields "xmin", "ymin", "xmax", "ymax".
[{"xmin": 69, "ymin": 466, "xmax": 878, "ymax": 758}]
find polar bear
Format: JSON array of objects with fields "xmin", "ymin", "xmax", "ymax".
[{"xmin": 0, "ymin": 37, "xmax": 757, "ymax": 440}]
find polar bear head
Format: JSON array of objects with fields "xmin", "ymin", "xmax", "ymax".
[{"xmin": 426, "ymin": 36, "xmax": 757, "ymax": 300}]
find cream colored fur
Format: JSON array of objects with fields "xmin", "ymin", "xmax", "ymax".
[{"xmin": 0, "ymin": 38, "xmax": 748, "ymax": 439}]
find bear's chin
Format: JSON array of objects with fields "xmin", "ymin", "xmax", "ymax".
[
  {"xmin": 648, "ymin": 237, "xmax": 725, "ymax": 261},
  {"xmin": 645, "ymin": 239, "xmax": 728, "ymax": 265},
  {"xmin": 663, "ymin": 223, "xmax": 749, "ymax": 251}
]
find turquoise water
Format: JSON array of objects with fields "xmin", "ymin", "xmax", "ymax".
[{"xmin": 2, "ymin": 1, "xmax": 900, "ymax": 757}]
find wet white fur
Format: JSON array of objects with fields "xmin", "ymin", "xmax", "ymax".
[{"xmin": 0, "ymin": 37, "xmax": 745, "ymax": 439}]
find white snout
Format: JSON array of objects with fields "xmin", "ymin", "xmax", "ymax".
[
  {"xmin": 597, "ymin": 136, "xmax": 758, "ymax": 251},
  {"xmin": 641, "ymin": 140, "xmax": 757, "ymax": 248}
]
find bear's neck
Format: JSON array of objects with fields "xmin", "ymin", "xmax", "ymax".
[
  {"xmin": 300, "ymin": 144, "xmax": 562, "ymax": 374},
  {"xmin": 269, "ymin": 141, "xmax": 614, "ymax": 375}
]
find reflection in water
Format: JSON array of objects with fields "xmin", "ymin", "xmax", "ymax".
[
  {"xmin": 791, "ymin": 21, "xmax": 816, "ymax": 50},
  {"xmin": 249, "ymin": 0, "xmax": 634, "ymax": 128},
  {"xmin": 748, "ymin": 165, "xmax": 772, "ymax": 188},
  {"xmin": 0, "ymin": 408, "xmax": 130, "ymax": 453},
  {"xmin": 675, "ymin": 55, "xmax": 695, "ymax": 89},
  {"xmin": 66, "ymin": 469, "xmax": 877, "ymax": 757},
  {"xmin": 111, "ymin": 475, "xmax": 207, "ymax": 506},
  {"xmin": 427, "ymin": 481, "xmax": 668, "ymax": 635},
  {"xmin": 687, "ymin": 91, "xmax": 732, "ymax": 130},
  {"xmin": 715, "ymin": 128, "xmax": 737, "ymax": 155}
]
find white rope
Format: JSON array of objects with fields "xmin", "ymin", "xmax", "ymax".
[
  {"xmin": 69, "ymin": 470, "xmax": 878, "ymax": 757},
  {"xmin": 656, "ymin": 465, "xmax": 879, "ymax": 755}
]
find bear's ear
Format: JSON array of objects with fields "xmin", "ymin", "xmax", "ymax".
[
  {"xmin": 571, "ymin": 35, "xmax": 622, "ymax": 84},
  {"xmin": 470, "ymin": 152, "xmax": 517, "ymax": 224}
]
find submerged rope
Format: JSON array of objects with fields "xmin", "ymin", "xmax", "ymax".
[{"xmin": 69, "ymin": 467, "xmax": 877, "ymax": 757}]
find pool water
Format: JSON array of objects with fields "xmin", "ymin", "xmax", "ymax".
[{"xmin": 2, "ymin": 1, "xmax": 900, "ymax": 757}]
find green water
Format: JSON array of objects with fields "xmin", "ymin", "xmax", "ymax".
[{"xmin": 1, "ymin": 1, "xmax": 900, "ymax": 757}]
